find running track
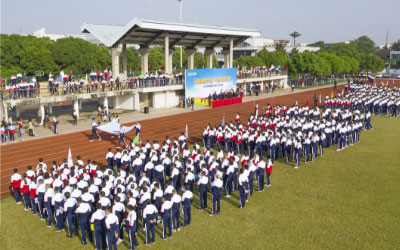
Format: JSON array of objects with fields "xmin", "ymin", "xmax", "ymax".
[{"xmin": 0, "ymin": 83, "xmax": 373, "ymax": 198}]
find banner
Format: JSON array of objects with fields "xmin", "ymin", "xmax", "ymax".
[
  {"xmin": 97, "ymin": 120, "xmax": 136, "ymax": 135},
  {"xmin": 185, "ymin": 68, "xmax": 237, "ymax": 107}
]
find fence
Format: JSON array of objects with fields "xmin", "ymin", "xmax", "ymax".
[
  {"xmin": 1, "ymin": 77, "xmax": 184, "ymax": 100},
  {"xmin": 237, "ymin": 70, "xmax": 288, "ymax": 79}
]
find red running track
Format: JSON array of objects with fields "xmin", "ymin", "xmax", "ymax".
[{"xmin": 0, "ymin": 84, "xmax": 348, "ymax": 198}]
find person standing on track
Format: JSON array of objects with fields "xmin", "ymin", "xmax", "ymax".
[{"xmin": 90, "ymin": 118, "xmax": 101, "ymax": 142}]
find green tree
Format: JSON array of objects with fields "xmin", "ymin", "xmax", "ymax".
[{"xmin": 49, "ymin": 37, "xmax": 110, "ymax": 74}]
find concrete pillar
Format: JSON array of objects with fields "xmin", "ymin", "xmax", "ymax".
[
  {"xmin": 79, "ymin": 100, "xmax": 82, "ymax": 110},
  {"xmin": 2, "ymin": 103, "xmax": 9, "ymax": 121},
  {"xmin": 122, "ymin": 44, "xmax": 127, "ymax": 78},
  {"xmin": 103, "ymin": 97, "xmax": 109, "ymax": 114},
  {"xmin": 168, "ymin": 48, "xmax": 174, "ymax": 75},
  {"xmin": 164, "ymin": 33, "xmax": 170, "ymax": 74},
  {"xmin": 260, "ymin": 81, "xmax": 264, "ymax": 91},
  {"xmin": 229, "ymin": 38, "xmax": 234, "ymax": 69},
  {"xmin": 186, "ymin": 48, "xmax": 195, "ymax": 69},
  {"xmin": 73, "ymin": 100, "xmax": 80, "ymax": 119},
  {"xmin": 139, "ymin": 47, "xmax": 150, "ymax": 75},
  {"xmin": 222, "ymin": 49, "xmax": 230, "ymax": 68},
  {"xmin": 111, "ymin": 46, "xmax": 122, "ymax": 79},
  {"xmin": 134, "ymin": 94, "xmax": 139, "ymax": 111},
  {"xmin": 205, "ymin": 48, "xmax": 214, "ymax": 69},
  {"xmin": 48, "ymin": 103, "xmax": 53, "ymax": 115},
  {"xmin": 15, "ymin": 106, "xmax": 20, "ymax": 118},
  {"xmin": 39, "ymin": 104, "xmax": 45, "ymax": 125}
]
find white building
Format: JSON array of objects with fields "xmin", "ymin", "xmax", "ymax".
[
  {"xmin": 234, "ymin": 37, "xmax": 320, "ymax": 59},
  {"xmin": 30, "ymin": 28, "xmax": 86, "ymax": 41}
]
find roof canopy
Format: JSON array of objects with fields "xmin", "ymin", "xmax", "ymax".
[{"xmin": 81, "ymin": 18, "xmax": 261, "ymax": 48}]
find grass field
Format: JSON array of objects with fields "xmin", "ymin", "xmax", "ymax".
[{"xmin": 1, "ymin": 115, "xmax": 400, "ymax": 250}]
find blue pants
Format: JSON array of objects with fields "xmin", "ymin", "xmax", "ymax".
[
  {"xmin": 94, "ymin": 228, "xmax": 106, "ymax": 250},
  {"xmin": 126, "ymin": 226, "xmax": 138, "ymax": 250},
  {"xmin": 23, "ymin": 193, "xmax": 30, "ymax": 209},
  {"xmin": 172, "ymin": 209, "xmax": 180, "ymax": 230},
  {"xmin": 30, "ymin": 197, "xmax": 36, "ymax": 214},
  {"xmin": 106, "ymin": 231, "xmax": 117, "ymax": 250},
  {"xmin": 199, "ymin": 190, "xmax": 207, "ymax": 209},
  {"xmin": 66, "ymin": 215, "xmax": 78, "ymax": 237},
  {"xmin": 258, "ymin": 174, "xmax": 264, "ymax": 190},
  {"xmin": 80, "ymin": 223, "xmax": 93, "ymax": 244},
  {"xmin": 183, "ymin": 206, "xmax": 191, "ymax": 225},
  {"xmin": 266, "ymin": 173, "xmax": 271, "ymax": 185},
  {"xmin": 239, "ymin": 189, "xmax": 246, "ymax": 208},
  {"xmin": 13, "ymin": 188, "xmax": 21, "ymax": 203},
  {"xmin": 145, "ymin": 222, "xmax": 156, "ymax": 244},
  {"xmin": 162, "ymin": 216, "xmax": 172, "ymax": 238},
  {"xmin": 212, "ymin": 196, "xmax": 220, "ymax": 214}
]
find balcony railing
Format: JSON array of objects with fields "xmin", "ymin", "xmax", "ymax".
[{"xmin": 1, "ymin": 78, "xmax": 185, "ymax": 100}]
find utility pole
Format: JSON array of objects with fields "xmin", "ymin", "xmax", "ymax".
[{"xmin": 178, "ymin": 0, "xmax": 184, "ymax": 69}]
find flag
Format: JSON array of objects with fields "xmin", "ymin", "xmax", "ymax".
[
  {"xmin": 185, "ymin": 124, "xmax": 188, "ymax": 138},
  {"xmin": 319, "ymin": 94, "xmax": 321, "ymax": 104},
  {"xmin": 381, "ymin": 81, "xmax": 385, "ymax": 87},
  {"xmin": 393, "ymin": 79, "xmax": 395, "ymax": 86},
  {"xmin": 331, "ymin": 92, "xmax": 334, "ymax": 99},
  {"xmin": 68, "ymin": 148, "xmax": 73, "ymax": 167},
  {"xmin": 221, "ymin": 115, "xmax": 225, "ymax": 126},
  {"xmin": 341, "ymin": 89, "xmax": 344, "ymax": 96},
  {"xmin": 132, "ymin": 135, "xmax": 139, "ymax": 145},
  {"xmin": 284, "ymin": 65, "xmax": 288, "ymax": 70},
  {"xmin": 306, "ymin": 99, "xmax": 309, "ymax": 106}
]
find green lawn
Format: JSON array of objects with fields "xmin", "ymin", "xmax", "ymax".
[{"xmin": 1, "ymin": 115, "xmax": 400, "ymax": 250}]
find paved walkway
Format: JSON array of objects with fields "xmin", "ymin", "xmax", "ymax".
[{"xmin": 4, "ymin": 82, "xmax": 343, "ymax": 144}]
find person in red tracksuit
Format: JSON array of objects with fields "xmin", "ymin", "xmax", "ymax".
[
  {"xmin": 29, "ymin": 177, "xmax": 38, "ymax": 214},
  {"xmin": 266, "ymin": 159, "xmax": 273, "ymax": 187},
  {"xmin": 20, "ymin": 174, "xmax": 31, "ymax": 210},
  {"xmin": 11, "ymin": 168, "xmax": 22, "ymax": 203}
]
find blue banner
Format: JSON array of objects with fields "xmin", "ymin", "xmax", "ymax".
[{"xmin": 185, "ymin": 68, "xmax": 237, "ymax": 106}]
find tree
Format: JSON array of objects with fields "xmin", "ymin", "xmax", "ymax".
[
  {"xmin": 309, "ymin": 41, "xmax": 325, "ymax": 48},
  {"xmin": 49, "ymin": 37, "xmax": 110, "ymax": 74},
  {"xmin": 359, "ymin": 54, "xmax": 385, "ymax": 73},
  {"xmin": 353, "ymin": 36, "xmax": 375, "ymax": 55}
]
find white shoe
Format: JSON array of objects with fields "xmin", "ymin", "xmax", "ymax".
[{"xmin": 90, "ymin": 140, "xmax": 93, "ymax": 142}]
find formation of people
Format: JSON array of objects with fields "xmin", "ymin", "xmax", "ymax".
[{"xmin": 9, "ymin": 82, "xmax": 398, "ymax": 250}]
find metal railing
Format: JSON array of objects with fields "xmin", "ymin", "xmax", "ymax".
[
  {"xmin": 237, "ymin": 70, "xmax": 288, "ymax": 79},
  {"xmin": 1, "ymin": 78, "xmax": 185, "ymax": 100}
]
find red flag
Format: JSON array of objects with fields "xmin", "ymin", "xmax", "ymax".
[
  {"xmin": 149, "ymin": 66, "xmax": 154, "ymax": 71},
  {"xmin": 284, "ymin": 65, "xmax": 288, "ymax": 70},
  {"xmin": 306, "ymin": 99, "xmax": 309, "ymax": 106},
  {"xmin": 161, "ymin": 66, "xmax": 165, "ymax": 70},
  {"xmin": 138, "ymin": 67, "xmax": 142, "ymax": 71}
]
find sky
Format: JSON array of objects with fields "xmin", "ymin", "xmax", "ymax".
[{"xmin": 1, "ymin": 0, "xmax": 400, "ymax": 45}]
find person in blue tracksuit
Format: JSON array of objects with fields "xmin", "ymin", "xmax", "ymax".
[
  {"xmin": 64, "ymin": 192, "xmax": 78, "ymax": 238},
  {"xmin": 181, "ymin": 186, "xmax": 193, "ymax": 226},
  {"xmin": 91, "ymin": 203, "xmax": 107, "ymax": 250},
  {"xmin": 197, "ymin": 171, "xmax": 208, "ymax": 210},
  {"xmin": 125, "ymin": 205, "xmax": 139, "ymax": 250},
  {"xmin": 143, "ymin": 200, "xmax": 158, "ymax": 245},
  {"xmin": 75, "ymin": 198, "xmax": 93, "ymax": 245},
  {"xmin": 52, "ymin": 187, "xmax": 65, "ymax": 232},
  {"xmin": 106, "ymin": 148, "xmax": 114, "ymax": 170},
  {"xmin": 91, "ymin": 119, "xmax": 101, "ymax": 141},
  {"xmin": 171, "ymin": 189, "xmax": 181, "ymax": 231},
  {"xmin": 105, "ymin": 206, "xmax": 119, "ymax": 250},
  {"xmin": 238, "ymin": 168, "xmax": 249, "ymax": 209},
  {"xmin": 117, "ymin": 127, "xmax": 127, "ymax": 148},
  {"xmin": 256, "ymin": 160, "xmax": 265, "ymax": 191},
  {"xmin": 210, "ymin": 174, "xmax": 223, "ymax": 215},
  {"xmin": 44, "ymin": 184, "xmax": 55, "ymax": 227},
  {"xmin": 112, "ymin": 196, "xmax": 125, "ymax": 240},
  {"xmin": 160, "ymin": 195, "xmax": 172, "ymax": 240}
]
